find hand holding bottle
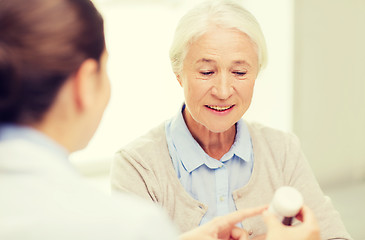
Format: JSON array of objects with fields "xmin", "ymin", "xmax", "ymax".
[{"xmin": 264, "ymin": 186, "xmax": 321, "ymax": 240}]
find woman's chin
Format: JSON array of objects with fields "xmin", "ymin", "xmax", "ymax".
[{"xmin": 204, "ymin": 122, "xmax": 236, "ymax": 134}]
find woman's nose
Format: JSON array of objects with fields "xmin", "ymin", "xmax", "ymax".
[{"xmin": 211, "ymin": 73, "xmax": 233, "ymax": 100}]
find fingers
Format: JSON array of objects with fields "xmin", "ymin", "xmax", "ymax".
[
  {"xmin": 300, "ymin": 205, "xmax": 319, "ymax": 225},
  {"xmin": 222, "ymin": 205, "xmax": 268, "ymax": 226},
  {"xmin": 296, "ymin": 208, "xmax": 304, "ymax": 222},
  {"xmin": 262, "ymin": 210, "xmax": 281, "ymax": 229},
  {"xmin": 231, "ymin": 226, "xmax": 248, "ymax": 240},
  {"xmin": 212, "ymin": 206, "xmax": 267, "ymax": 239},
  {"xmin": 295, "ymin": 205, "xmax": 314, "ymax": 223}
]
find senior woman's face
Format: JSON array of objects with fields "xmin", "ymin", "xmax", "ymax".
[{"xmin": 178, "ymin": 27, "xmax": 259, "ymax": 133}]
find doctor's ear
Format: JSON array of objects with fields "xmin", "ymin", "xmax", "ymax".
[{"xmin": 73, "ymin": 58, "xmax": 99, "ymax": 111}]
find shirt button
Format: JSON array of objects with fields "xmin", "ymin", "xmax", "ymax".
[{"xmin": 219, "ymin": 196, "xmax": 224, "ymax": 202}]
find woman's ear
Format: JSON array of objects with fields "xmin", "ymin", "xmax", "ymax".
[
  {"xmin": 176, "ymin": 73, "xmax": 183, "ymax": 87},
  {"xmin": 73, "ymin": 58, "xmax": 99, "ymax": 112}
]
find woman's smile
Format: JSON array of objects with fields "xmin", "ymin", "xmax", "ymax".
[{"xmin": 205, "ymin": 104, "xmax": 235, "ymax": 112}]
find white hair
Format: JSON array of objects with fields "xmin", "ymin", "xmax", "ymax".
[{"xmin": 169, "ymin": 0, "xmax": 268, "ymax": 74}]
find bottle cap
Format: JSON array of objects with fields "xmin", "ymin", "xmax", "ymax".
[{"xmin": 270, "ymin": 186, "xmax": 303, "ymax": 217}]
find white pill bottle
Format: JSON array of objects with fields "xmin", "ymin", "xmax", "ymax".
[{"xmin": 269, "ymin": 186, "xmax": 304, "ymax": 226}]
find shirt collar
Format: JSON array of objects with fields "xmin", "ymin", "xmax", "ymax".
[
  {"xmin": 0, "ymin": 124, "xmax": 69, "ymax": 159},
  {"xmin": 169, "ymin": 104, "xmax": 252, "ymax": 173}
]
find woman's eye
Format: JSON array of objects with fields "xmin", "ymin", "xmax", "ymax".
[
  {"xmin": 200, "ymin": 71, "xmax": 214, "ymax": 76},
  {"xmin": 233, "ymin": 71, "xmax": 247, "ymax": 76}
]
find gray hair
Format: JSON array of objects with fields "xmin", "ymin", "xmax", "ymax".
[{"xmin": 169, "ymin": 0, "xmax": 268, "ymax": 74}]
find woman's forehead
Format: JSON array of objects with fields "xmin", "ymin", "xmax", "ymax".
[
  {"xmin": 185, "ymin": 28, "xmax": 258, "ymax": 66},
  {"xmin": 194, "ymin": 58, "xmax": 253, "ymax": 68}
]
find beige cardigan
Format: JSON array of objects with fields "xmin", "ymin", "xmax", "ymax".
[{"xmin": 111, "ymin": 121, "xmax": 352, "ymax": 240}]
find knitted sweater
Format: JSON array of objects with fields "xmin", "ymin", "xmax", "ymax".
[{"xmin": 111, "ymin": 121, "xmax": 352, "ymax": 239}]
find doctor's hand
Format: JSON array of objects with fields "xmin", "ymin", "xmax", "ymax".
[
  {"xmin": 179, "ymin": 205, "xmax": 267, "ymax": 240},
  {"xmin": 263, "ymin": 205, "xmax": 321, "ymax": 240}
]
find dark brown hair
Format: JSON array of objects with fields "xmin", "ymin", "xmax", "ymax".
[{"xmin": 0, "ymin": 0, "xmax": 105, "ymax": 124}]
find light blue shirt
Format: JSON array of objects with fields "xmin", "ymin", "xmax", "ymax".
[
  {"xmin": 0, "ymin": 124, "xmax": 69, "ymax": 159},
  {"xmin": 165, "ymin": 105, "xmax": 254, "ymax": 225},
  {"xmin": 0, "ymin": 124, "xmax": 179, "ymax": 240}
]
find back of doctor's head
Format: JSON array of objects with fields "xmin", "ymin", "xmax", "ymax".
[
  {"xmin": 169, "ymin": 0, "xmax": 267, "ymax": 75},
  {"xmin": 0, "ymin": 0, "xmax": 105, "ymax": 124}
]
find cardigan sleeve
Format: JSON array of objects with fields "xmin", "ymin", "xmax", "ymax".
[
  {"xmin": 283, "ymin": 133, "xmax": 352, "ymax": 240},
  {"xmin": 110, "ymin": 149, "xmax": 161, "ymax": 203}
]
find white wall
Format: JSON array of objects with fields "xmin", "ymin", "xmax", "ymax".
[
  {"xmin": 70, "ymin": 0, "xmax": 294, "ymax": 175},
  {"xmin": 293, "ymin": 0, "xmax": 365, "ymax": 188}
]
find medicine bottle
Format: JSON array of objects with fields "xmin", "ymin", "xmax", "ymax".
[{"xmin": 268, "ymin": 186, "xmax": 304, "ymax": 226}]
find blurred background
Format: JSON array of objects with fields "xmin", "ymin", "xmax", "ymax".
[{"xmin": 70, "ymin": 0, "xmax": 365, "ymax": 238}]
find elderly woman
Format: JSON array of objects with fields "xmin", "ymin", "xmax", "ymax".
[{"xmin": 111, "ymin": 1, "xmax": 351, "ymax": 239}]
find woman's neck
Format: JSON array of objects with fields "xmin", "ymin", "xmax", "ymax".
[{"xmin": 183, "ymin": 109, "xmax": 236, "ymax": 160}]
